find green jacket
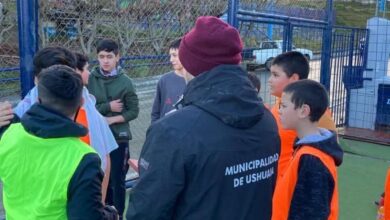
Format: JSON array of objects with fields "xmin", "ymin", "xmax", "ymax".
[{"xmin": 88, "ymin": 66, "xmax": 139, "ymax": 140}]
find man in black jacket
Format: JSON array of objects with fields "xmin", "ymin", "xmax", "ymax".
[{"xmin": 126, "ymin": 16, "xmax": 280, "ymax": 220}]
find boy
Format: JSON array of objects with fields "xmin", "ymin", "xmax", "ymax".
[
  {"xmin": 151, "ymin": 38, "xmax": 186, "ymax": 123},
  {"xmin": 0, "ymin": 65, "xmax": 117, "ymax": 219},
  {"xmin": 12, "ymin": 47, "xmax": 117, "ymax": 182},
  {"xmin": 87, "ymin": 39, "xmax": 139, "ymax": 219},
  {"xmin": 268, "ymin": 51, "xmax": 337, "ymax": 179},
  {"xmin": 272, "ymin": 79, "xmax": 343, "ymax": 220}
]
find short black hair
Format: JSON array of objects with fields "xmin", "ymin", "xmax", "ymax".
[
  {"xmin": 247, "ymin": 72, "xmax": 261, "ymax": 93},
  {"xmin": 33, "ymin": 47, "xmax": 77, "ymax": 77},
  {"xmin": 271, "ymin": 51, "xmax": 309, "ymax": 79},
  {"xmin": 37, "ymin": 65, "xmax": 83, "ymax": 117},
  {"xmin": 283, "ymin": 79, "xmax": 329, "ymax": 122},
  {"xmin": 169, "ymin": 38, "xmax": 181, "ymax": 50},
  {"xmin": 96, "ymin": 39, "xmax": 119, "ymax": 55},
  {"xmin": 75, "ymin": 52, "xmax": 89, "ymax": 71}
]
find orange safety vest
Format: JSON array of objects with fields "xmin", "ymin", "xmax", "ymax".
[
  {"xmin": 75, "ymin": 107, "xmax": 91, "ymax": 145},
  {"xmin": 272, "ymin": 146, "xmax": 339, "ymax": 220},
  {"xmin": 385, "ymin": 168, "xmax": 390, "ymax": 220},
  {"xmin": 270, "ymin": 99, "xmax": 336, "ymax": 180}
]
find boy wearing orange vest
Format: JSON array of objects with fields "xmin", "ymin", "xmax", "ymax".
[
  {"xmin": 272, "ymin": 79, "xmax": 343, "ymax": 220},
  {"xmin": 268, "ymin": 51, "xmax": 337, "ymax": 180}
]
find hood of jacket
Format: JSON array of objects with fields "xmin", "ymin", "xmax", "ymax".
[
  {"xmin": 21, "ymin": 103, "xmax": 88, "ymax": 138},
  {"xmin": 294, "ymin": 128, "xmax": 343, "ymax": 166},
  {"xmin": 182, "ymin": 64, "xmax": 264, "ymax": 129},
  {"xmin": 91, "ymin": 66, "xmax": 125, "ymax": 80}
]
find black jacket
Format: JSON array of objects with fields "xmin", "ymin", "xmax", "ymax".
[
  {"xmin": 127, "ymin": 65, "xmax": 280, "ymax": 220},
  {"xmin": 21, "ymin": 104, "xmax": 117, "ymax": 220}
]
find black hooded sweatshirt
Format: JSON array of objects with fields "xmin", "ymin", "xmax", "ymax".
[
  {"xmin": 288, "ymin": 130, "xmax": 343, "ymax": 220},
  {"xmin": 127, "ymin": 65, "xmax": 281, "ymax": 220}
]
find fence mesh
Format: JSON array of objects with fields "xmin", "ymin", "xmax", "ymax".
[
  {"xmin": 0, "ymin": 0, "xmax": 19, "ymax": 100},
  {"xmin": 39, "ymin": 0, "xmax": 227, "ymax": 77}
]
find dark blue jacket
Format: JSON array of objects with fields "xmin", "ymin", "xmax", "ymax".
[{"xmin": 127, "ymin": 65, "xmax": 280, "ymax": 220}]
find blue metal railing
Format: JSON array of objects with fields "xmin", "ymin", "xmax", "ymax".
[{"xmin": 0, "ymin": 55, "xmax": 171, "ymax": 84}]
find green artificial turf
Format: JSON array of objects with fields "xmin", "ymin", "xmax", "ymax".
[{"xmin": 338, "ymin": 138, "xmax": 390, "ymax": 220}]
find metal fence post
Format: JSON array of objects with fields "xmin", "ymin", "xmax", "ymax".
[
  {"xmin": 320, "ymin": 0, "xmax": 333, "ymax": 91},
  {"xmin": 17, "ymin": 0, "xmax": 39, "ymax": 98},
  {"xmin": 227, "ymin": 0, "xmax": 239, "ymax": 28}
]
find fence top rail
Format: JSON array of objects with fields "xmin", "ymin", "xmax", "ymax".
[
  {"xmin": 237, "ymin": 9, "xmax": 328, "ymax": 26},
  {"xmin": 333, "ymin": 25, "xmax": 368, "ymax": 31},
  {"xmin": 237, "ymin": 16, "xmax": 287, "ymax": 26},
  {"xmin": 0, "ymin": 67, "xmax": 20, "ymax": 72}
]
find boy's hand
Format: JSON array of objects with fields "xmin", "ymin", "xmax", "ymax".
[
  {"xmin": 0, "ymin": 101, "xmax": 14, "ymax": 127},
  {"xmin": 109, "ymin": 99, "xmax": 123, "ymax": 113}
]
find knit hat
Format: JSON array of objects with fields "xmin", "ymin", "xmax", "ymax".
[{"xmin": 179, "ymin": 16, "xmax": 243, "ymax": 77}]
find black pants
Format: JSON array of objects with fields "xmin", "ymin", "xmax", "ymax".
[{"xmin": 105, "ymin": 141, "xmax": 129, "ymax": 218}]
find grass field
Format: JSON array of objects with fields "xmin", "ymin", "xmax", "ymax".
[{"xmin": 338, "ymin": 138, "xmax": 390, "ymax": 220}]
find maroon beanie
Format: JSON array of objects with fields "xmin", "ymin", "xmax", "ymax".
[{"xmin": 179, "ymin": 16, "xmax": 243, "ymax": 77}]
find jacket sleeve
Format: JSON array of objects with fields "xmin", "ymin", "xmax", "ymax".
[
  {"xmin": 95, "ymin": 102, "xmax": 111, "ymax": 116},
  {"xmin": 288, "ymin": 155, "xmax": 334, "ymax": 220},
  {"xmin": 126, "ymin": 124, "xmax": 185, "ymax": 220},
  {"xmin": 122, "ymin": 80, "xmax": 139, "ymax": 122},
  {"xmin": 67, "ymin": 153, "xmax": 118, "ymax": 220},
  {"xmin": 150, "ymin": 80, "xmax": 162, "ymax": 123},
  {"xmin": 13, "ymin": 87, "xmax": 37, "ymax": 118}
]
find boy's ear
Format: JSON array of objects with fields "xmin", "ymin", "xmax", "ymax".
[
  {"xmin": 289, "ymin": 73, "xmax": 300, "ymax": 82},
  {"xmin": 299, "ymin": 104, "xmax": 311, "ymax": 119}
]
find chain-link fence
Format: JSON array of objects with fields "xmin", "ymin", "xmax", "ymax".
[
  {"xmin": 0, "ymin": 0, "xmax": 19, "ymax": 100},
  {"xmin": 39, "ymin": 0, "xmax": 227, "ymax": 77},
  {"xmin": 237, "ymin": 0, "xmax": 327, "ymax": 107}
]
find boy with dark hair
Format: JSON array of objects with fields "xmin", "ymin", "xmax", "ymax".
[
  {"xmin": 268, "ymin": 51, "xmax": 336, "ymax": 180},
  {"xmin": 12, "ymin": 48, "xmax": 118, "ymax": 176},
  {"xmin": 151, "ymin": 38, "xmax": 186, "ymax": 122},
  {"xmin": 14, "ymin": 46, "xmax": 78, "ymax": 116},
  {"xmin": 88, "ymin": 38, "xmax": 139, "ymax": 219},
  {"xmin": 74, "ymin": 52, "xmax": 90, "ymax": 84},
  {"xmin": 272, "ymin": 79, "xmax": 343, "ymax": 220},
  {"xmin": 0, "ymin": 46, "xmax": 78, "ymax": 136},
  {"xmin": 0, "ymin": 65, "xmax": 118, "ymax": 220}
]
